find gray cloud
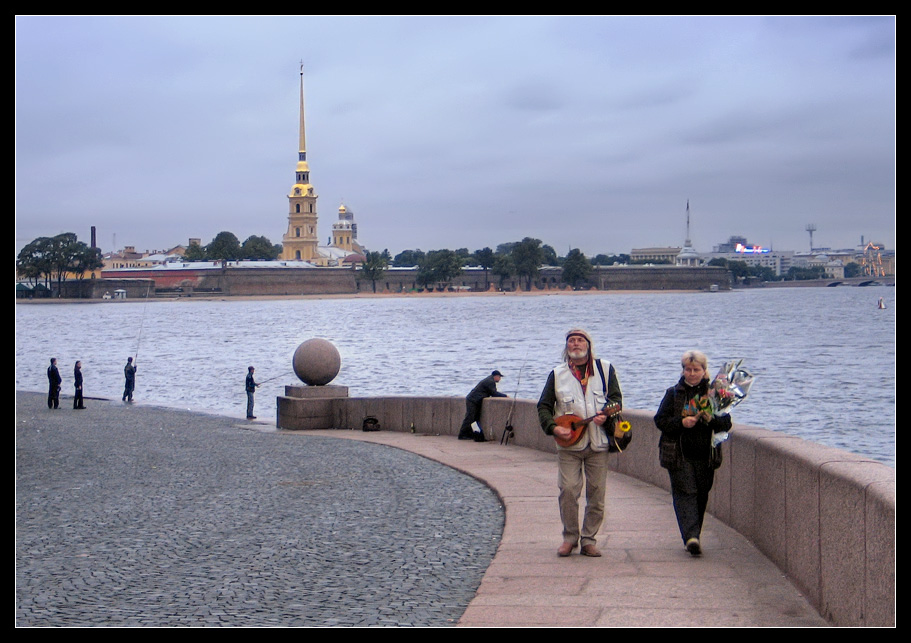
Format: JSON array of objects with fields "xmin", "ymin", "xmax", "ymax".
[{"xmin": 16, "ymin": 15, "xmax": 894, "ymax": 256}]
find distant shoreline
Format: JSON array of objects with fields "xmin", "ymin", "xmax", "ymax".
[
  {"xmin": 16, "ymin": 287, "xmax": 715, "ymax": 304},
  {"xmin": 18, "ymin": 278, "xmax": 895, "ymax": 304}
]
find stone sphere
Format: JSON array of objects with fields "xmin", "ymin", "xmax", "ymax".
[{"xmin": 293, "ymin": 338, "xmax": 341, "ymax": 386}]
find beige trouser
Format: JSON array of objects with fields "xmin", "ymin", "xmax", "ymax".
[{"xmin": 558, "ymin": 446, "xmax": 609, "ymax": 546}]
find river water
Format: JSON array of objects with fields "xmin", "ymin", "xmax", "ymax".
[{"xmin": 16, "ymin": 287, "xmax": 895, "ymax": 467}]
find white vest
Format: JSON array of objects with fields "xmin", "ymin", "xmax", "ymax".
[{"xmin": 553, "ymin": 359, "xmax": 611, "ymax": 452}]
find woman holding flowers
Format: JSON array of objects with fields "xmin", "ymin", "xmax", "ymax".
[{"xmin": 654, "ymin": 350, "xmax": 732, "ymax": 557}]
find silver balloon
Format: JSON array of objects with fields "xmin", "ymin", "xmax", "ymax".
[{"xmin": 710, "ymin": 359, "xmax": 754, "ymax": 416}]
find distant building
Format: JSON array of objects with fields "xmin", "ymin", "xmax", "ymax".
[
  {"xmin": 281, "ymin": 67, "xmax": 320, "ymax": 263},
  {"xmin": 712, "ymin": 235, "xmax": 749, "ymax": 253},
  {"xmin": 630, "ymin": 247, "xmax": 681, "ymax": 263},
  {"xmin": 331, "ymin": 203, "xmax": 362, "ymax": 254},
  {"xmin": 103, "ymin": 245, "xmax": 146, "ymax": 269},
  {"xmin": 279, "ymin": 68, "xmax": 365, "ymax": 266},
  {"xmin": 315, "ymin": 203, "xmax": 365, "ymax": 266},
  {"xmin": 103, "ymin": 242, "xmax": 194, "ymax": 270},
  {"xmin": 706, "ymin": 236, "xmax": 794, "ymax": 277},
  {"xmin": 136, "ymin": 252, "xmax": 183, "ymax": 267},
  {"xmin": 676, "ymin": 200, "xmax": 701, "ymax": 267}
]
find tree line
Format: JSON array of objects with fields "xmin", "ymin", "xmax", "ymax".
[
  {"xmin": 15, "ymin": 231, "xmax": 628, "ymax": 293},
  {"xmin": 20, "ymin": 230, "xmax": 845, "ymax": 297},
  {"xmin": 184, "ymin": 232, "xmax": 283, "ymax": 262},
  {"xmin": 361, "ymin": 243, "xmax": 847, "ymax": 293},
  {"xmin": 706, "ymin": 258, "xmax": 859, "ymax": 282},
  {"xmin": 17, "ymin": 233, "xmax": 104, "ymax": 290},
  {"xmin": 357, "ymin": 238, "xmax": 632, "ymax": 293}
]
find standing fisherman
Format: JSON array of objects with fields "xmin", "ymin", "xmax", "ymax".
[
  {"xmin": 47, "ymin": 358, "xmax": 62, "ymax": 409},
  {"xmin": 245, "ymin": 366, "xmax": 259, "ymax": 419},
  {"xmin": 123, "ymin": 357, "xmax": 137, "ymax": 403}
]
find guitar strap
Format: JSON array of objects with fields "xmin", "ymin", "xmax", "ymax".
[
  {"xmin": 595, "ymin": 359, "xmax": 607, "ymax": 396},
  {"xmin": 596, "ymin": 359, "xmax": 619, "ymax": 451}
]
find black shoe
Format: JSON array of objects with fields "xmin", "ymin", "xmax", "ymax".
[
  {"xmin": 473, "ymin": 435, "xmax": 487, "ymax": 442},
  {"xmin": 457, "ymin": 434, "xmax": 474, "ymax": 440},
  {"xmin": 685, "ymin": 538, "xmax": 702, "ymax": 557},
  {"xmin": 247, "ymin": 416, "xmax": 257, "ymax": 419}
]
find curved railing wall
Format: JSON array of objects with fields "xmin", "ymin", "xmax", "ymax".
[{"xmin": 277, "ymin": 391, "xmax": 895, "ymax": 627}]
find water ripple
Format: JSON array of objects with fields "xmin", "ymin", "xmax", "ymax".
[{"xmin": 16, "ymin": 287, "xmax": 895, "ymax": 466}]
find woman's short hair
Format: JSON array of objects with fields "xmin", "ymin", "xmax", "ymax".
[{"xmin": 681, "ymin": 350, "xmax": 708, "ymax": 372}]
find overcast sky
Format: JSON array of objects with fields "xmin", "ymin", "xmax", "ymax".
[{"xmin": 15, "ymin": 15, "xmax": 895, "ymax": 258}]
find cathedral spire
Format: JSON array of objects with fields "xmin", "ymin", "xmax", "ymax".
[
  {"xmin": 298, "ymin": 62, "xmax": 307, "ymax": 162},
  {"xmin": 684, "ymin": 199, "xmax": 692, "ymax": 248},
  {"xmin": 294, "ymin": 62, "xmax": 310, "ymax": 187},
  {"xmin": 281, "ymin": 64, "xmax": 319, "ymax": 262}
]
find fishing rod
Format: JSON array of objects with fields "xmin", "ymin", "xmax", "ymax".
[
  {"xmin": 133, "ymin": 280, "xmax": 153, "ymax": 363},
  {"xmin": 254, "ymin": 370, "xmax": 296, "ymax": 385},
  {"xmin": 500, "ymin": 353, "xmax": 528, "ymax": 446}
]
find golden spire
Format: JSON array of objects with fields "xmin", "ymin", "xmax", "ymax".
[
  {"xmin": 282, "ymin": 63, "xmax": 319, "ymax": 262},
  {"xmin": 291, "ymin": 61, "xmax": 312, "ymax": 194},
  {"xmin": 298, "ymin": 61, "xmax": 307, "ymax": 160}
]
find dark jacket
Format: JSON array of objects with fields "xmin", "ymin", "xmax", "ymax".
[
  {"xmin": 74, "ymin": 366, "xmax": 83, "ymax": 389},
  {"xmin": 654, "ymin": 377, "xmax": 731, "ymax": 467},
  {"xmin": 48, "ymin": 364, "xmax": 62, "ymax": 388},
  {"xmin": 246, "ymin": 372, "xmax": 257, "ymax": 393},
  {"xmin": 466, "ymin": 375, "xmax": 507, "ymax": 404}
]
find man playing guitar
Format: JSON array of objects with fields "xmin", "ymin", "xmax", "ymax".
[{"xmin": 537, "ymin": 328, "xmax": 623, "ymax": 557}]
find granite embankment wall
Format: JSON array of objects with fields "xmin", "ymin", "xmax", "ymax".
[
  {"xmin": 277, "ymin": 390, "xmax": 895, "ymax": 627},
  {"xmin": 89, "ymin": 265, "xmax": 732, "ymax": 297}
]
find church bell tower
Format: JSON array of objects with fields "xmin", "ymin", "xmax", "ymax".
[{"xmin": 281, "ymin": 65, "xmax": 319, "ymax": 261}]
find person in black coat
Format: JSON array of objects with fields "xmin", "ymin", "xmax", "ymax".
[
  {"xmin": 73, "ymin": 361, "xmax": 85, "ymax": 409},
  {"xmin": 245, "ymin": 366, "xmax": 259, "ymax": 419},
  {"xmin": 123, "ymin": 357, "xmax": 137, "ymax": 402},
  {"xmin": 47, "ymin": 358, "xmax": 62, "ymax": 409},
  {"xmin": 457, "ymin": 370, "xmax": 507, "ymax": 442},
  {"xmin": 654, "ymin": 350, "xmax": 732, "ymax": 557}
]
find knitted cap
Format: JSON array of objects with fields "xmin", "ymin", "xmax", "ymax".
[
  {"xmin": 565, "ymin": 328, "xmax": 592, "ymax": 345},
  {"xmin": 564, "ymin": 328, "xmax": 596, "ymax": 361}
]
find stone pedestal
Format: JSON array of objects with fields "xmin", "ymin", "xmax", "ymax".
[
  {"xmin": 284, "ymin": 384, "xmax": 349, "ymax": 399},
  {"xmin": 277, "ymin": 384, "xmax": 349, "ymax": 430}
]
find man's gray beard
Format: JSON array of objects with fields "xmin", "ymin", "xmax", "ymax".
[{"xmin": 568, "ymin": 349, "xmax": 589, "ymax": 361}]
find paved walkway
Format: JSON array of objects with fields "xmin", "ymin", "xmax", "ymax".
[
  {"xmin": 16, "ymin": 391, "xmax": 827, "ymax": 627},
  {"xmin": 16, "ymin": 392, "xmax": 501, "ymax": 626},
  {"xmin": 312, "ymin": 430, "xmax": 828, "ymax": 627}
]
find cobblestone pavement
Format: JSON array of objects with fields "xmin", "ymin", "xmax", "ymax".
[{"xmin": 16, "ymin": 391, "xmax": 504, "ymax": 626}]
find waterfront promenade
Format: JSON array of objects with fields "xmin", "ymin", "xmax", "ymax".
[{"xmin": 16, "ymin": 391, "xmax": 832, "ymax": 627}]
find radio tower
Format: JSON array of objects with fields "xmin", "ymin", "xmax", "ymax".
[{"xmin": 805, "ymin": 224, "xmax": 817, "ymax": 252}]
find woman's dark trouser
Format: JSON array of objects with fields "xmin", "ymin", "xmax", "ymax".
[{"xmin": 667, "ymin": 458, "xmax": 715, "ymax": 543}]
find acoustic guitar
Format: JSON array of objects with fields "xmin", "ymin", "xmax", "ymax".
[{"xmin": 553, "ymin": 402, "xmax": 622, "ymax": 448}]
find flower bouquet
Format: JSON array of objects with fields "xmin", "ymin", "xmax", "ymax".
[
  {"xmin": 681, "ymin": 360, "xmax": 754, "ymax": 446},
  {"xmin": 707, "ymin": 359, "xmax": 754, "ymax": 446},
  {"xmin": 683, "ymin": 394, "xmax": 714, "ymax": 422}
]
